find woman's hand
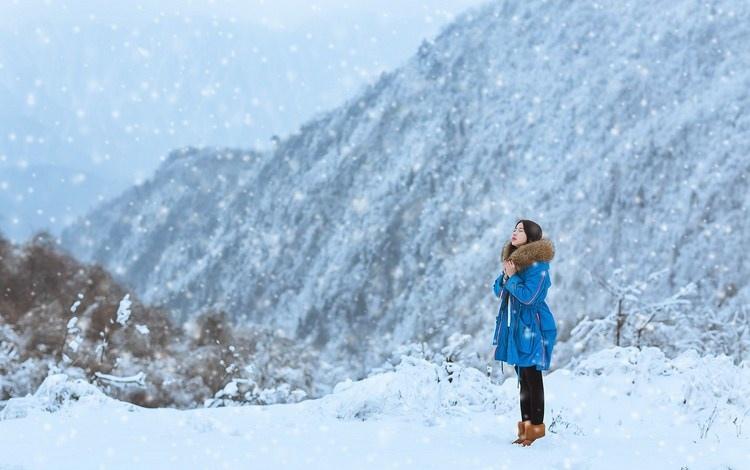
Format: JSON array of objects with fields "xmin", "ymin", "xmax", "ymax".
[{"xmin": 504, "ymin": 259, "xmax": 517, "ymax": 277}]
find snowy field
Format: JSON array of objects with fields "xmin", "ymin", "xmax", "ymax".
[{"xmin": 0, "ymin": 346, "xmax": 748, "ymax": 470}]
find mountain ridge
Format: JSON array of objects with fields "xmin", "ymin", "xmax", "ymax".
[{"xmin": 61, "ymin": 0, "xmax": 750, "ymax": 382}]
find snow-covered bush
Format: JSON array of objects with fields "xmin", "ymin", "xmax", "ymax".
[
  {"xmin": 0, "ymin": 232, "xmax": 321, "ymax": 409},
  {"xmin": 0, "ymin": 373, "xmax": 128, "ymax": 420},
  {"xmin": 567, "ymin": 345, "xmax": 750, "ymax": 440},
  {"xmin": 192, "ymin": 311, "xmax": 317, "ymax": 408},
  {"xmin": 559, "ymin": 266, "xmax": 745, "ymax": 368},
  {"xmin": 0, "ymin": 323, "xmax": 20, "ymax": 370},
  {"xmin": 318, "ymin": 351, "xmax": 512, "ymax": 424},
  {"xmin": 205, "ymin": 362, "xmax": 309, "ymax": 408}
]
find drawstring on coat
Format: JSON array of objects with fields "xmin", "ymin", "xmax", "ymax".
[
  {"xmin": 508, "ymin": 292, "xmax": 520, "ymax": 388},
  {"xmin": 507, "ymin": 289, "xmax": 511, "ymax": 327}
]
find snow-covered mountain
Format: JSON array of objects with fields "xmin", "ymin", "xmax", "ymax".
[
  {"xmin": 1, "ymin": 346, "xmax": 748, "ymax": 469},
  {"xmin": 61, "ymin": 0, "xmax": 750, "ymax": 382}
]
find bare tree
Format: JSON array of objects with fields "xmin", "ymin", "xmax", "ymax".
[{"xmin": 568, "ymin": 266, "xmax": 696, "ymax": 357}]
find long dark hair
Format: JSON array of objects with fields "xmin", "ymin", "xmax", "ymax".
[{"xmin": 505, "ymin": 219, "xmax": 543, "ymax": 260}]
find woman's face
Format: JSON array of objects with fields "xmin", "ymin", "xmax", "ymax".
[{"xmin": 511, "ymin": 222, "xmax": 527, "ymax": 246}]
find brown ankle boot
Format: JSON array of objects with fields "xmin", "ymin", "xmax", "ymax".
[
  {"xmin": 511, "ymin": 420, "xmax": 531, "ymax": 444},
  {"xmin": 520, "ymin": 422, "xmax": 545, "ymax": 446}
]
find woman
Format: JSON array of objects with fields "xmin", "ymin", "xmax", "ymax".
[{"xmin": 491, "ymin": 219, "xmax": 557, "ymax": 447}]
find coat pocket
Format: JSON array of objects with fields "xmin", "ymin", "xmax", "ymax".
[
  {"xmin": 516, "ymin": 310, "xmax": 537, "ymax": 354},
  {"xmin": 537, "ymin": 307, "xmax": 557, "ymax": 334}
]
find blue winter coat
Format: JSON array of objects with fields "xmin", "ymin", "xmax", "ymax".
[{"xmin": 491, "ymin": 241, "xmax": 558, "ymax": 372}]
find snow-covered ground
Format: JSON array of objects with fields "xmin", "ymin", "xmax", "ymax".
[{"xmin": 0, "ymin": 346, "xmax": 748, "ymax": 469}]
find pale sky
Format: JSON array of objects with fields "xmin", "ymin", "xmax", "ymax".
[
  {"xmin": 1, "ymin": 0, "xmax": 486, "ymax": 30},
  {"xmin": 0, "ymin": 0, "xmax": 489, "ymax": 241}
]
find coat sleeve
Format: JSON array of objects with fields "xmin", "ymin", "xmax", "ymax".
[
  {"xmin": 492, "ymin": 272, "xmax": 508, "ymax": 297},
  {"xmin": 504, "ymin": 264, "xmax": 549, "ymax": 305}
]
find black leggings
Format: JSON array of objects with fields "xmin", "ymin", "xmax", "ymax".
[{"xmin": 518, "ymin": 366, "xmax": 545, "ymax": 425}]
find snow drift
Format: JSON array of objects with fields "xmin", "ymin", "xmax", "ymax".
[{"xmin": 1, "ymin": 346, "xmax": 747, "ymax": 469}]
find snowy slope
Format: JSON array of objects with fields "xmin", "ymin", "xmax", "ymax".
[
  {"xmin": 60, "ymin": 0, "xmax": 750, "ymax": 383},
  {"xmin": 0, "ymin": 346, "xmax": 748, "ymax": 469}
]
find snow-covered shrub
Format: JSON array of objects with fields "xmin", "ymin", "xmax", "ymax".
[
  {"xmin": 0, "ymin": 357, "xmax": 49, "ymax": 400},
  {"xmin": 562, "ymin": 266, "xmax": 711, "ymax": 368},
  {"xmin": 0, "ymin": 373, "xmax": 127, "ymax": 420},
  {"xmin": 317, "ymin": 353, "xmax": 511, "ymax": 424},
  {"xmin": 568, "ymin": 345, "xmax": 750, "ymax": 440},
  {"xmin": 667, "ymin": 298, "xmax": 749, "ymax": 364},
  {"xmin": 205, "ymin": 362, "xmax": 309, "ymax": 408},
  {"xmin": 0, "ymin": 323, "xmax": 20, "ymax": 369},
  {"xmin": 0, "ymin": 233, "xmax": 322, "ymax": 409}
]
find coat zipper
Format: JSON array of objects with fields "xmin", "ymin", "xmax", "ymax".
[{"xmin": 507, "ymin": 292, "xmax": 511, "ymax": 327}]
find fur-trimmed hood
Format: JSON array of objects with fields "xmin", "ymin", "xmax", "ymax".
[{"xmin": 501, "ymin": 237, "xmax": 555, "ymax": 272}]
